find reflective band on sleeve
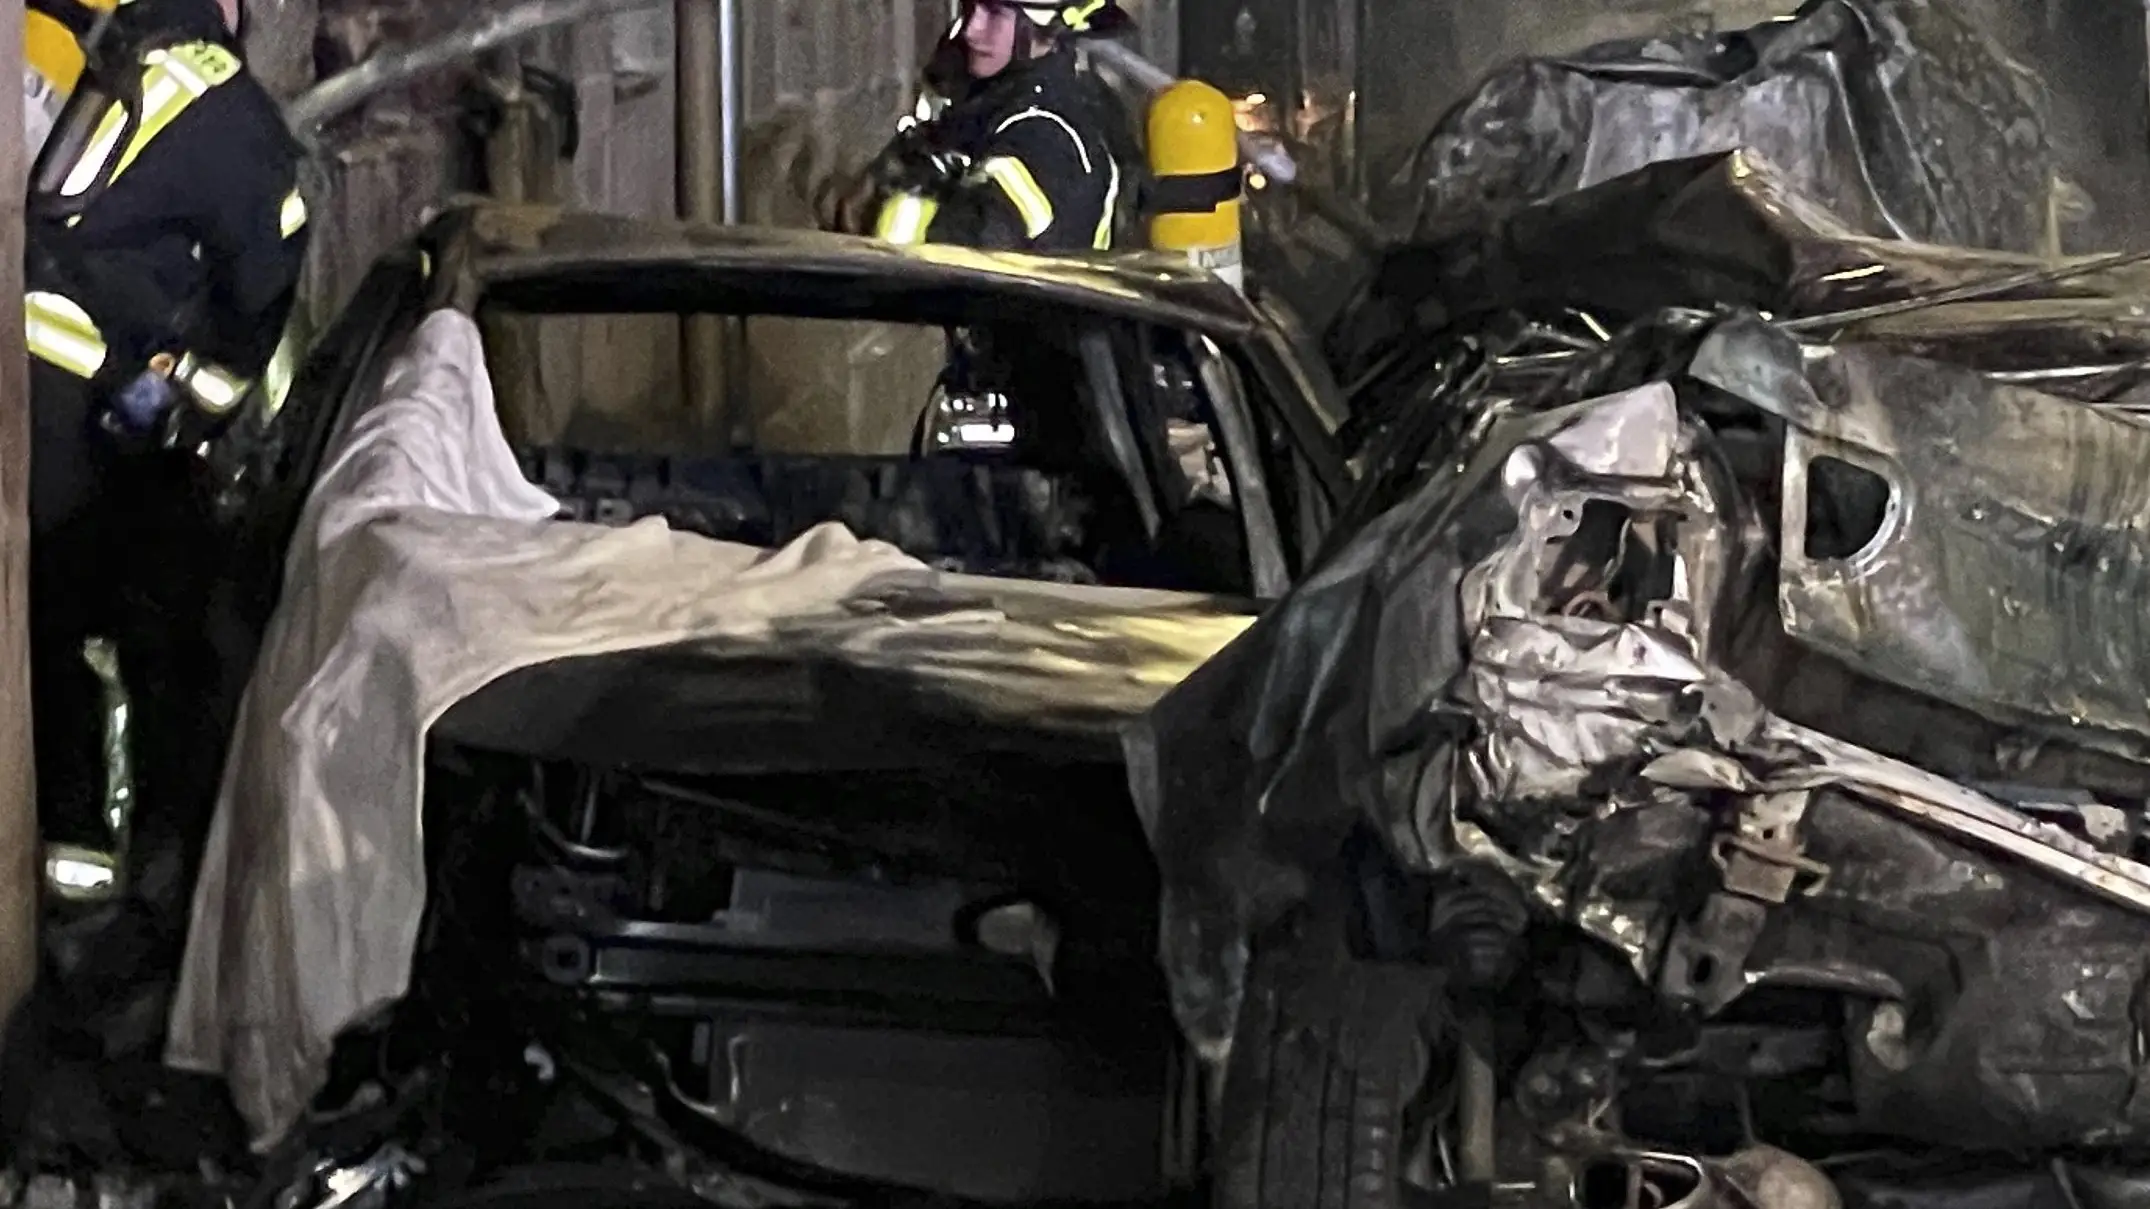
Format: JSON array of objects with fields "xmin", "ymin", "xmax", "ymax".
[
  {"xmin": 994, "ymin": 108, "xmax": 1091, "ymax": 172},
  {"xmin": 60, "ymin": 42, "xmax": 239, "ymax": 198},
  {"xmin": 172, "ymin": 352, "xmax": 249, "ymax": 415},
  {"xmin": 25, "ymin": 291, "xmax": 109, "ymax": 379},
  {"xmin": 979, "ymin": 156, "xmax": 1054, "ymax": 239},
  {"xmin": 260, "ymin": 323, "xmax": 303, "ymax": 419},
  {"xmin": 280, "ymin": 190, "xmax": 307, "ymax": 238},
  {"xmin": 1093, "ymin": 157, "xmax": 1121, "ymax": 251},
  {"xmin": 874, "ymin": 192, "xmax": 940, "ymax": 245},
  {"xmin": 60, "ymin": 103, "xmax": 128, "ymax": 196}
]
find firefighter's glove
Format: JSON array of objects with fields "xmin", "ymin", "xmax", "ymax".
[
  {"xmin": 879, "ymin": 127, "xmax": 967, "ymax": 194},
  {"xmin": 107, "ymin": 368, "xmax": 179, "ymax": 436},
  {"xmin": 812, "ymin": 168, "xmax": 883, "ymax": 236}
]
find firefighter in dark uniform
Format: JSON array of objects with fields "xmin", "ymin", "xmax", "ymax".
[
  {"xmin": 823, "ymin": 0, "xmax": 1137, "ymax": 253},
  {"xmin": 23, "ymin": 0, "xmax": 309, "ymax": 855}
]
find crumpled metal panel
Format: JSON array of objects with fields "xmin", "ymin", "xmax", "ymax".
[
  {"xmin": 1125, "ymin": 310, "xmax": 2150, "ymax": 1097},
  {"xmin": 1692, "ymin": 317, "xmax": 2150, "ymax": 760},
  {"xmin": 1833, "ymin": 300, "xmax": 2150, "ymax": 412},
  {"xmin": 1328, "ymin": 151, "xmax": 2150, "ymax": 442},
  {"xmin": 1403, "ymin": 0, "xmax": 2063, "ymax": 253}
]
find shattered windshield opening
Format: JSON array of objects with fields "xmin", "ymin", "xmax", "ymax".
[{"xmin": 472, "ymin": 302, "xmax": 1260, "ymax": 595}]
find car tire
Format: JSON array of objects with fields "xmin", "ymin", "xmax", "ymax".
[{"xmin": 1213, "ymin": 914, "xmax": 1441, "ymax": 1209}]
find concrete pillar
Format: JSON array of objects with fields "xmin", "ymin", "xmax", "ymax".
[
  {"xmin": 0, "ymin": 0, "xmax": 39, "ymax": 1050},
  {"xmin": 676, "ymin": 0, "xmax": 726, "ymax": 445}
]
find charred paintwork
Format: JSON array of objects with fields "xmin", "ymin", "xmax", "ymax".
[
  {"xmin": 435, "ymin": 576, "xmax": 1260, "ymax": 773},
  {"xmin": 448, "ymin": 200, "xmax": 1268, "ymax": 337},
  {"xmin": 1128, "ymin": 296, "xmax": 2150, "ymax": 1163}
]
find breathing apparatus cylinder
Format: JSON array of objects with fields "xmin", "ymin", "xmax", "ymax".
[
  {"xmin": 24, "ymin": 0, "xmax": 118, "ymax": 163},
  {"xmin": 1145, "ymin": 78, "xmax": 1242, "ymax": 291}
]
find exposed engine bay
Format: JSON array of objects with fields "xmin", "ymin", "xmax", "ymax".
[
  {"xmin": 359, "ymin": 738, "xmax": 1196, "ymax": 1206},
  {"xmin": 1130, "ymin": 301, "xmax": 2150, "ymax": 1209}
]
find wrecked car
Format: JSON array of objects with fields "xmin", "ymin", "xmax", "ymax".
[
  {"xmin": 1388, "ymin": 0, "xmax": 2070, "ymax": 253},
  {"xmin": 1231, "ymin": 0, "xmax": 2086, "ymax": 343},
  {"xmin": 20, "ymin": 202, "xmax": 1356, "ymax": 1206},
  {"xmin": 1327, "ymin": 150, "xmax": 2150, "ymax": 463},
  {"xmin": 1128, "ymin": 180, "xmax": 2150, "ymax": 1209}
]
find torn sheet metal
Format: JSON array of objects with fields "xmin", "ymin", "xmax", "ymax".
[
  {"xmin": 1127, "ymin": 310, "xmax": 2150, "ymax": 1084},
  {"xmin": 1830, "ymin": 299, "xmax": 2150, "ymax": 413},
  {"xmin": 1328, "ymin": 152, "xmax": 2150, "ymax": 417},
  {"xmin": 1693, "ymin": 315, "xmax": 2150, "ymax": 759},
  {"xmin": 1124, "ymin": 369, "xmax": 1741, "ymax": 1055},
  {"xmin": 1398, "ymin": 0, "xmax": 2064, "ymax": 254}
]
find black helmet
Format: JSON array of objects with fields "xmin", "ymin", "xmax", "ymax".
[{"xmin": 111, "ymin": 0, "xmax": 241, "ymax": 45}]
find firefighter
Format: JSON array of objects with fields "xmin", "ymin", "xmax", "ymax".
[
  {"xmin": 24, "ymin": 0, "xmax": 309, "ymax": 857},
  {"xmin": 821, "ymin": 0, "xmax": 1137, "ymax": 253}
]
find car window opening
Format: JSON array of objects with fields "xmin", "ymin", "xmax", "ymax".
[{"xmin": 475, "ymin": 302, "xmax": 1259, "ymax": 596}]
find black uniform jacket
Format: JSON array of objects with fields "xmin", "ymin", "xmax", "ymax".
[
  {"xmin": 883, "ymin": 45, "xmax": 1132, "ymax": 254},
  {"xmin": 29, "ymin": 0, "xmax": 308, "ymax": 384}
]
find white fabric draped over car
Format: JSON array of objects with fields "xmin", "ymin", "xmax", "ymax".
[{"xmin": 163, "ymin": 309, "xmax": 936, "ymax": 1148}]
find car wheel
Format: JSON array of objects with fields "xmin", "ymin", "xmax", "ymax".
[{"xmin": 1213, "ymin": 913, "xmax": 1441, "ymax": 1209}]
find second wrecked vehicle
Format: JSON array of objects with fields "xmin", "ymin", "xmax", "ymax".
[{"xmin": 1130, "ymin": 160, "xmax": 2150, "ymax": 1209}]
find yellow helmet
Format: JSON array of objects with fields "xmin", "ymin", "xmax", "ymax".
[{"xmin": 25, "ymin": 0, "xmax": 118, "ymax": 98}]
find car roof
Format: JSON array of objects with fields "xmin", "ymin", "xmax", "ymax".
[{"xmin": 445, "ymin": 201, "xmax": 1262, "ymax": 336}]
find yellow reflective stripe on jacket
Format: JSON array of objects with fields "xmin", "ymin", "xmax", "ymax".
[
  {"xmin": 26, "ymin": 289, "xmax": 261, "ymax": 411},
  {"xmin": 60, "ymin": 41, "xmax": 241, "ymax": 198},
  {"xmin": 25, "ymin": 291, "xmax": 108, "ymax": 378},
  {"xmin": 1093, "ymin": 157, "xmax": 1120, "ymax": 251},
  {"xmin": 60, "ymin": 102, "xmax": 128, "ymax": 196},
  {"xmin": 279, "ymin": 189, "xmax": 307, "ymax": 238},
  {"xmin": 259, "ymin": 322, "xmax": 304, "ymax": 419},
  {"xmin": 979, "ymin": 156, "xmax": 1054, "ymax": 239},
  {"xmin": 874, "ymin": 192, "xmax": 940, "ymax": 245}
]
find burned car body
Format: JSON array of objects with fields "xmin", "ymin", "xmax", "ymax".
[
  {"xmin": 1235, "ymin": 0, "xmax": 2084, "ymax": 343},
  {"xmin": 1130, "ymin": 165, "xmax": 2150, "ymax": 1207},
  {"xmin": 1390, "ymin": 0, "xmax": 2067, "ymax": 253},
  {"xmin": 1329, "ymin": 151, "xmax": 2150, "ymax": 427},
  {"xmin": 1328, "ymin": 152, "xmax": 2150, "ymax": 766},
  {"xmin": 81, "ymin": 203, "xmax": 1361, "ymax": 1208}
]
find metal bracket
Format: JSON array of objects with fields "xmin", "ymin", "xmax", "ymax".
[
  {"xmin": 1710, "ymin": 790, "xmax": 1830, "ymax": 904},
  {"xmin": 1659, "ymin": 791, "xmax": 1830, "ymax": 1012}
]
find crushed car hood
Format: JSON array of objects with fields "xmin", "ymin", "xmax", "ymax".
[{"xmin": 1125, "ymin": 307, "xmax": 2150, "ymax": 1079}]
